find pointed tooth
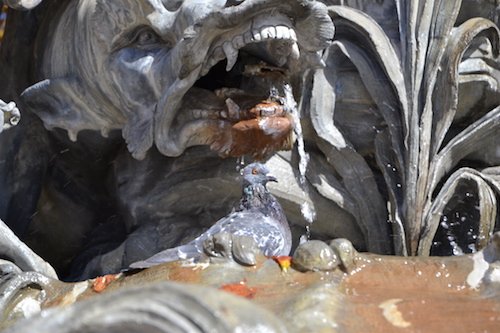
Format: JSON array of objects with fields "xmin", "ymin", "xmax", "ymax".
[
  {"xmin": 260, "ymin": 26, "xmax": 276, "ymax": 39},
  {"xmin": 252, "ymin": 30, "xmax": 262, "ymax": 42},
  {"xmin": 290, "ymin": 42, "xmax": 300, "ymax": 60},
  {"xmin": 201, "ymin": 65, "xmax": 210, "ymax": 77},
  {"xmin": 225, "ymin": 98, "xmax": 241, "ymax": 120},
  {"xmin": 68, "ymin": 130, "xmax": 77, "ymax": 142},
  {"xmin": 304, "ymin": 51, "xmax": 326, "ymax": 68},
  {"xmin": 223, "ymin": 42, "xmax": 238, "ymax": 71},
  {"xmin": 203, "ymin": 47, "xmax": 224, "ymax": 75},
  {"xmin": 289, "ymin": 29, "xmax": 297, "ymax": 42},
  {"xmin": 219, "ymin": 110, "xmax": 228, "ymax": 119},
  {"xmin": 244, "ymin": 31, "xmax": 253, "ymax": 44},
  {"xmin": 276, "ymin": 55, "xmax": 288, "ymax": 67},
  {"xmin": 232, "ymin": 35, "xmax": 245, "ymax": 49},
  {"xmin": 275, "ymin": 26, "xmax": 290, "ymax": 39},
  {"xmin": 268, "ymin": 26, "xmax": 277, "ymax": 38},
  {"xmin": 101, "ymin": 128, "xmax": 109, "ymax": 138},
  {"xmin": 212, "ymin": 46, "xmax": 224, "ymax": 61}
]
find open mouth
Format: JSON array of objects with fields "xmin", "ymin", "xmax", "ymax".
[{"xmin": 172, "ymin": 13, "xmax": 304, "ymax": 159}]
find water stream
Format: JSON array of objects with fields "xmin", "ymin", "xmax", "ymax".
[{"xmin": 283, "ymin": 83, "xmax": 316, "ymax": 242}]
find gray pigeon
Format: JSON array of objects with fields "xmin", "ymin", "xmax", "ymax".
[{"xmin": 129, "ymin": 162, "xmax": 291, "ymax": 269}]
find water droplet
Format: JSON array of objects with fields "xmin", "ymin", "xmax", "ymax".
[{"xmin": 449, "ymin": 240, "xmax": 464, "ymax": 256}]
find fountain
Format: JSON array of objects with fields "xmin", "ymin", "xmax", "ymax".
[{"xmin": 0, "ymin": 0, "xmax": 499, "ymax": 331}]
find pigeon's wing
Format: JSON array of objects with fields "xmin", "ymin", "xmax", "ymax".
[
  {"xmin": 129, "ymin": 213, "xmax": 244, "ymax": 269},
  {"xmin": 216, "ymin": 211, "xmax": 288, "ymax": 256}
]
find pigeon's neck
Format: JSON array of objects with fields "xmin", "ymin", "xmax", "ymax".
[{"xmin": 238, "ymin": 183, "xmax": 283, "ymax": 220}]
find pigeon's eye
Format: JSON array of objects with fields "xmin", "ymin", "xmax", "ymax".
[{"xmin": 252, "ymin": 168, "xmax": 258, "ymax": 175}]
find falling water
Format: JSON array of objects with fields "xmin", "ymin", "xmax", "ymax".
[
  {"xmin": 236, "ymin": 156, "xmax": 245, "ymax": 173},
  {"xmin": 282, "ymin": 83, "xmax": 316, "ymax": 242}
]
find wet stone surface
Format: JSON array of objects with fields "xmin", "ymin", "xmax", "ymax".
[{"xmin": 5, "ymin": 239, "xmax": 499, "ymax": 333}]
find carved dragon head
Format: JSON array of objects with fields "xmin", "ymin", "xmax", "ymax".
[{"xmin": 21, "ymin": 0, "xmax": 334, "ymax": 159}]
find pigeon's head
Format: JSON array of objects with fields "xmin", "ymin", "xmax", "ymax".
[{"xmin": 242, "ymin": 163, "xmax": 277, "ymax": 187}]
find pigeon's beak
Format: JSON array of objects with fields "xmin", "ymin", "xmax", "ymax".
[{"xmin": 267, "ymin": 175, "xmax": 278, "ymax": 183}]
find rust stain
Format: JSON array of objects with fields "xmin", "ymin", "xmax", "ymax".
[
  {"xmin": 210, "ymin": 99, "xmax": 293, "ymax": 159},
  {"xmin": 219, "ymin": 281, "xmax": 256, "ymax": 299},
  {"xmin": 91, "ymin": 274, "xmax": 120, "ymax": 293}
]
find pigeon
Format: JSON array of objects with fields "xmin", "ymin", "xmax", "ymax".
[{"xmin": 130, "ymin": 162, "xmax": 291, "ymax": 269}]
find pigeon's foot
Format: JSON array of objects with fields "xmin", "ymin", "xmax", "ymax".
[{"xmin": 203, "ymin": 232, "xmax": 260, "ymax": 266}]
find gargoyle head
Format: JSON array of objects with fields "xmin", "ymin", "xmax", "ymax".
[{"xmin": 22, "ymin": 0, "xmax": 333, "ymax": 159}]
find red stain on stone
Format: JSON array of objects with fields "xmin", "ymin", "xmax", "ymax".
[
  {"xmin": 92, "ymin": 274, "xmax": 119, "ymax": 293},
  {"xmin": 219, "ymin": 281, "xmax": 256, "ymax": 299},
  {"xmin": 210, "ymin": 99, "xmax": 293, "ymax": 159}
]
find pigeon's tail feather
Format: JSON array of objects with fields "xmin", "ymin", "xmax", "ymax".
[{"xmin": 129, "ymin": 243, "xmax": 200, "ymax": 269}]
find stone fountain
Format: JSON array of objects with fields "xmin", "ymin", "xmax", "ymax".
[{"xmin": 0, "ymin": 0, "xmax": 499, "ymax": 331}]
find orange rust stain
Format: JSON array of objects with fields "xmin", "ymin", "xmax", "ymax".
[
  {"xmin": 210, "ymin": 99, "xmax": 293, "ymax": 159},
  {"xmin": 219, "ymin": 281, "xmax": 257, "ymax": 299},
  {"xmin": 227, "ymin": 117, "xmax": 292, "ymax": 159},
  {"xmin": 92, "ymin": 274, "xmax": 119, "ymax": 293}
]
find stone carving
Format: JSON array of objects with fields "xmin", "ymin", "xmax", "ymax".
[
  {"xmin": 3, "ymin": 0, "xmax": 42, "ymax": 10},
  {"xmin": 21, "ymin": 0, "xmax": 333, "ymax": 160},
  {"xmin": 2, "ymin": 235, "xmax": 500, "ymax": 332},
  {"xmin": 3, "ymin": 282, "xmax": 288, "ymax": 333},
  {"xmin": 0, "ymin": 99, "xmax": 20, "ymax": 132},
  {"xmin": 303, "ymin": 0, "xmax": 500, "ymax": 256}
]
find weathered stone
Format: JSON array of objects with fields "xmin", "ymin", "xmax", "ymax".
[
  {"xmin": 329, "ymin": 238, "xmax": 357, "ymax": 274},
  {"xmin": 3, "ymin": 246, "xmax": 500, "ymax": 332},
  {"xmin": 292, "ymin": 240, "xmax": 339, "ymax": 272}
]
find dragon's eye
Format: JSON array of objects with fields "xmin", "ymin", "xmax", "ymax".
[
  {"xmin": 112, "ymin": 26, "xmax": 170, "ymax": 52},
  {"xmin": 252, "ymin": 168, "xmax": 258, "ymax": 175},
  {"xmin": 134, "ymin": 27, "xmax": 161, "ymax": 47}
]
